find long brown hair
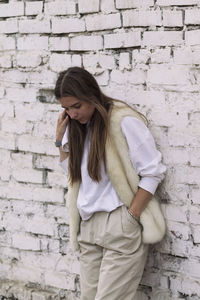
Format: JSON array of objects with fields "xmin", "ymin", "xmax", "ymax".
[{"xmin": 54, "ymin": 67, "xmax": 113, "ymax": 184}]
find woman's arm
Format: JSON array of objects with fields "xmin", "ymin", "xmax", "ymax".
[
  {"xmin": 56, "ymin": 110, "xmax": 69, "ymax": 162},
  {"xmin": 129, "ymin": 188, "xmax": 152, "ymax": 220}
]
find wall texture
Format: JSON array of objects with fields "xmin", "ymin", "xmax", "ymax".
[{"xmin": 0, "ymin": 0, "xmax": 200, "ymax": 299}]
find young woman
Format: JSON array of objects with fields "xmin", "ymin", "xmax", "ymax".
[{"xmin": 54, "ymin": 67, "xmax": 166, "ymax": 300}]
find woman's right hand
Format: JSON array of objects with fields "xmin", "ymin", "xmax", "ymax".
[{"xmin": 56, "ymin": 110, "xmax": 69, "ymax": 142}]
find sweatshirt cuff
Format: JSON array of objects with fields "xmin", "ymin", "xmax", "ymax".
[{"xmin": 138, "ymin": 177, "xmax": 160, "ymax": 195}]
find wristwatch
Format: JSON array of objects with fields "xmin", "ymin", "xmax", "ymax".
[{"xmin": 55, "ymin": 140, "xmax": 62, "ymax": 147}]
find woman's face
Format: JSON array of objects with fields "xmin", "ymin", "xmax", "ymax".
[{"xmin": 59, "ymin": 96, "xmax": 95, "ymax": 124}]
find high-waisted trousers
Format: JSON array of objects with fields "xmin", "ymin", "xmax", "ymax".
[{"xmin": 78, "ymin": 205, "xmax": 149, "ymax": 300}]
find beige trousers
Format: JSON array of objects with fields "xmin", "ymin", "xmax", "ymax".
[{"xmin": 78, "ymin": 205, "xmax": 149, "ymax": 300}]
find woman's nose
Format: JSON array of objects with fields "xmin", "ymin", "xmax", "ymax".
[{"xmin": 69, "ymin": 110, "xmax": 78, "ymax": 119}]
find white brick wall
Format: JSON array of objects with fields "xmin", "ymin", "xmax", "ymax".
[{"xmin": 0, "ymin": 0, "xmax": 200, "ymax": 299}]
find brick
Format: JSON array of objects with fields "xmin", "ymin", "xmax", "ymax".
[
  {"xmin": 143, "ymin": 31, "xmax": 183, "ymax": 46},
  {"xmin": 123, "ymin": 10, "xmax": 162, "ymax": 27},
  {"xmin": 185, "ymin": 9, "xmax": 200, "ymax": 25},
  {"xmin": 12, "ymin": 232, "xmax": 40, "ymax": 251},
  {"xmin": 157, "ymin": 0, "xmax": 198, "ymax": 6},
  {"xmin": 0, "ymin": 20, "xmax": 18, "ymax": 34},
  {"xmin": 0, "ymin": 54, "xmax": 12, "ymax": 68},
  {"xmin": 71, "ymin": 54, "xmax": 82, "ymax": 67},
  {"xmin": 33, "ymin": 155, "xmax": 61, "ymax": 171},
  {"xmin": 101, "ymin": 0, "xmax": 117, "ymax": 13},
  {"xmin": 0, "ymin": 101, "xmax": 14, "ymax": 117},
  {"xmin": 0, "ymin": 36, "xmax": 15, "ymax": 51},
  {"xmin": 104, "ymin": 31, "xmax": 141, "ymax": 49},
  {"xmin": 0, "ymin": 87, "xmax": 5, "ymax": 98},
  {"xmin": 0, "ymin": 183, "xmax": 64, "ymax": 204},
  {"xmin": 19, "ymin": 19, "xmax": 51, "ymax": 34},
  {"xmin": 25, "ymin": 1, "xmax": 43, "ymax": 16},
  {"xmin": 1, "ymin": 117, "xmax": 33, "ymax": 135},
  {"xmin": 16, "ymin": 52, "xmax": 42, "ymax": 68},
  {"xmin": 70, "ymin": 35, "xmax": 103, "ymax": 51},
  {"xmin": 151, "ymin": 48, "xmax": 171, "ymax": 63},
  {"xmin": 46, "ymin": 204, "xmax": 69, "ymax": 223},
  {"xmin": 6, "ymin": 87, "xmax": 37, "ymax": 103},
  {"xmin": 168, "ymin": 220, "xmax": 190, "ymax": 240},
  {"xmin": 185, "ymin": 30, "xmax": 200, "ymax": 46},
  {"xmin": 17, "ymin": 135, "xmax": 57, "ymax": 156},
  {"xmin": 163, "ymin": 10, "xmax": 183, "ymax": 27},
  {"xmin": 95, "ymin": 70, "xmax": 109, "ymax": 86},
  {"xmin": 173, "ymin": 47, "xmax": 199, "ymax": 64},
  {"xmin": 174, "ymin": 166, "xmax": 200, "ymax": 185},
  {"xmin": 15, "ymin": 103, "xmax": 44, "ymax": 122},
  {"xmin": 49, "ymin": 37, "xmax": 69, "ymax": 51},
  {"xmin": 52, "ymin": 17, "xmax": 85, "ymax": 33},
  {"xmin": 83, "ymin": 53, "xmax": 115, "ymax": 69},
  {"xmin": 44, "ymin": 1, "xmax": 76, "ymax": 15},
  {"xmin": 12, "ymin": 265, "xmax": 42, "ymax": 284},
  {"xmin": 116, "ymin": 0, "xmax": 154, "ymax": 9},
  {"xmin": 86, "ymin": 13, "xmax": 121, "ymax": 31},
  {"xmin": 17, "ymin": 36, "xmax": 48, "ymax": 51},
  {"xmin": 0, "ymin": 132, "xmax": 15, "ymax": 150},
  {"xmin": 119, "ymin": 53, "xmax": 131, "ymax": 70},
  {"xmin": 78, "ymin": 0, "xmax": 100, "ymax": 13},
  {"xmin": 147, "ymin": 65, "xmax": 189, "ymax": 85},
  {"xmin": 110, "ymin": 69, "xmax": 145, "ymax": 84},
  {"xmin": 162, "ymin": 204, "xmax": 187, "ymax": 222},
  {"xmin": 49, "ymin": 53, "xmax": 71, "ymax": 72},
  {"xmin": 0, "ymin": 2, "xmax": 24, "ymax": 18},
  {"xmin": 12, "ymin": 168, "xmax": 43, "ymax": 184},
  {"xmin": 45, "ymin": 271, "xmax": 76, "ymax": 290},
  {"xmin": 132, "ymin": 49, "xmax": 151, "ymax": 64}
]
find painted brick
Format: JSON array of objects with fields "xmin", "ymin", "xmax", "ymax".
[
  {"xmin": 119, "ymin": 52, "xmax": 131, "ymax": 70},
  {"xmin": 163, "ymin": 10, "xmax": 183, "ymax": 27},
  {"xmin": 116, "ymin": 0, "xmax": 154, "ymax": 9},
  {"xmin": 101, "ymin": 0, "xmax": 117, "ymax": 13},
  {"xmin": 173, "ymin": 47, "xmax": 200, "ymax": 64},
  {"xmin": 110, "ymin": 69, "xmax": 145, "ymax": 84},
  {"xmin": 17, "ymin": 36, "xmax": 48, "ymax": 51},
  {"xmin": 157, "ymin": 0, "xmax": 198, "ymax": 6},
  {"xmin": 185, "ymin": 9, "xmax": 200, "ymax": 24},
  {"xmin": 0, "ymin": 20, "xmax": 18, "ymax": 34},
  {"xmin": 0, "ymin": 54, "xmax": 12, "ymax": 68},
  {"xmin": 17, "ymin": 135, "xmax": 57, "ymax": 156},
  {"xmin": 78, "ymin": 0, "xmax": 100, "ymax": 13},
  {"xmin": 85, "ymin": 13, "xmax": 121, "ymax": 31},
  {"xmin": 72, "ymin": 54, "xmax": 82, "ymax": 67},
  {"xmin": 12, "ymin": 168, "xmax": 43, "ymax": 184},
  {"xmin": 45, "ymin": 271, "xmax": 76, "ymax": 290},
  {"xmin": 185, "ymin": 30, "xmax": 200, "ymax": 46},
  {"xmin": 151, "ymin": 48, "xmax": 171, "ymax": 63},
  {"xmin": 143, "ymin": 31, "xmax": 183, "ymax": 46},
  {"xmin": 132, "ymin": 49, "xmax": 151, "ymax": 64},
  {"xmin": 45, "ymin": 1, "xmax": 76, "ymax": 15},
  {"xmin": 16, "ymin": 52, "xmax": 42, "ymax": 68},
  {"xmin": 0, "ymin": 132, "xmax": 15, "ymax": 150},
  {"xmin": 25, "ymin": 1, "xmax": 43, "ymax": 16},
  {"xmin": 0, "ymin": 2, "xmax": 24, "ymax": 17},
  {"xmin": 0, "ymin": 36, "xmax": 15, "ymax": 51},
  {"xmin": 49, "ymin": 53, "xmax": 72, "ymax": 72},
  {"xmin": 1, "ymin": 117, "xmax": 33, "ymax": 135},
  {"xmin": 83, "ymin": 53, "xmax": 115, "ymax": 69},
  {"xmin": 104, "ymin": 31, "xmax": 141, "ymax": 49},
  {"xmin": 19, "ymin": 19, "xmax": 51, "ymax": 34},
  {"xmin": 70, "ymin": 35, "xmax": 103, "ymax": 51},
  {"xmin": 6, "ymin": 87, "xmax": 37, "ymax": 103},
  {"xmin": 12, "ymin": 232, "xmax": 40, "ymax": 251},
  {"xmin": 147, "ymin": 65, "xmax": 189, "ymax": 85},
  {"xmin": 49, "ymin": 37, "xmax": 69, "ymax": 51},
  {"xmin": 123, "ymin": 10, "xmax": 162, "ymax": 27},
  {"xmin": 52, "ymin": 17, "xmax": 85, "ymax": 33}
]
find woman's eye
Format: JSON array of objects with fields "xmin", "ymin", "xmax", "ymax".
[{"xmin": 75, "ymin": 105, "xmax": 81, "ymax": 109}]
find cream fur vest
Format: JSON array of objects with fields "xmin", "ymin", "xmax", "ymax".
[{"xmin": 67, "ymin": 100, "xmax": 166, "ymax": 251}]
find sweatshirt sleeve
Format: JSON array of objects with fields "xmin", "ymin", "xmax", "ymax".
[{"xmin": 121, "ymin": 116, "xmax": 166, "ymax": 195}]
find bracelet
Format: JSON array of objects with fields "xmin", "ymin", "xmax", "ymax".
[
  {"xmin": 55, "ymin": 140, "xmax": 62, "ymax": 147},
  {"xmin": 127, "ymin": 209, "xmax": 140, "ymax": 222},
  {"xmin": 127, "ymin": 209, "xmax": 143, "ymax": 230}
]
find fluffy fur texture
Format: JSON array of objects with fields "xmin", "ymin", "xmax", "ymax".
[{"xmin": 67, "ymin": 100, "xmax": 166, "ymax": 251}]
